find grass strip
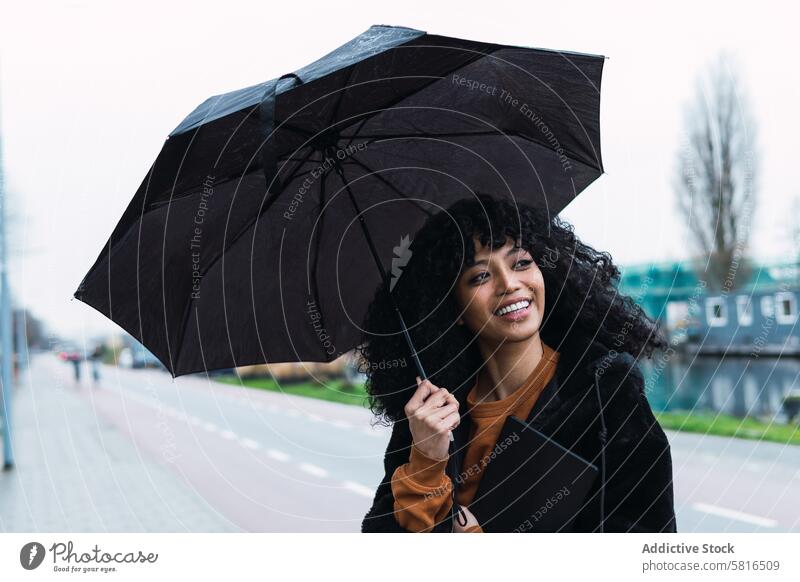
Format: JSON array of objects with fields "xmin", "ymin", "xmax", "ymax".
[
  {"xmin": 215, "ymin": 375, "xmax": 371, "ymax": 408},
  {"xmin": 656, "ymin": 411, "xmax": 800, "ymax": 446}
]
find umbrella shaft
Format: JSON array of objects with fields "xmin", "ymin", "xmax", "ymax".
[{"xmin": 332, "ymin": 161, "xmax": 429, "ymax": 381}]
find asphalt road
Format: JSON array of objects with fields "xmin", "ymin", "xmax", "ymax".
[{"xmin": 33, "ymin": 355, "xmax": 800, "ymax": 532}]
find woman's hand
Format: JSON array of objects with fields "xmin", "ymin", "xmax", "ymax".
[
  {"xmin": 404, "ymin": 376, "xmax": 461, "ymax": 461},
  {"xmin": 454, "ymin": 505, "xmax": 481, "ymax": 532}
]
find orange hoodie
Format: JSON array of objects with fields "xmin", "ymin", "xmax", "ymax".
[{"xmin": 390, "ymin": 342, "xmax": 559, "ymax": 532}]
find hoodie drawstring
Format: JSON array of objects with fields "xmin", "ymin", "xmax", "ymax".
[
  {"xmin": 594, "ymin": 368, "xmax": 607, "ymax": 533},
  {"xmin": 447, "ymin": 438, "xmax": 468, "ymax": 530}
]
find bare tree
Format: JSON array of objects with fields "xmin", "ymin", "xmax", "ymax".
[{"xmin": 674, "ymin": 53, "xmax": 758, "ymax": 293}]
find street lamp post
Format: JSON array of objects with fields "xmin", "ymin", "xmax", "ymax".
[{"xmin": 0, "ymin": 78, "xmax": 14, "ymax": 470}]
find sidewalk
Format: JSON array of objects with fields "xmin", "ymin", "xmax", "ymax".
[{"xmin": 0, "ymin": 354, "xmax": 239, "ymax": 532}]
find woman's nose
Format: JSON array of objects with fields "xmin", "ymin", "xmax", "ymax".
[{"xmin": 495, "ymin": 265, "xmax": 520, "ymax": 293}]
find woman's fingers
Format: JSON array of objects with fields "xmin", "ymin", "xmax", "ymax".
[
  {"xmin": 417, "ymin": 388, "xmax": 451, "ymax": 416},
  {"xmin": 416, "ymin": 401, "xmax": 453, "ymax": 425},
  {"xmin": 405, "ymin": 377, "xmax": 436, "ymax": 415},
  {"xmin": 405, "ymin": 377, "xmax": 460, "ymax": 461},
  {"xmin": 439, "ymin": 410, "xmax": 461, "ymax": 431},
  {"xmin": 425, "ymin": 389, "xmax": 450, "ymax": 409},
  {"xmin": 426, "ymin": 401, "xmax": 458, "ymax": 421},
  {"xmin": 406, "ymin": 376, "xmax": 458, "ymax": 421}
]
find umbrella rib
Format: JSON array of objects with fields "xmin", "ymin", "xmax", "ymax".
[
  {"xmin": 343, "ymin": 117, "xmax": 369, "ymax": 149},
  {"xmin": 327, "ymin": 49, "xmax": 495, "ymax": 148},
  {"xmin": 283, "ymin": 49, "xmax": 503, "ymax": 162},
  {"xmin": 359, "ymin": 128, "xmax": 600, "ymax": 178},
  {"xmin": 359, "ymin": 130, "xmax": 503, "ymax": 141},
  {"xmin": 171, "ymin": 145, "xmax": 320, "ymax": 371},
  {"xmin": 222, "ymin": 145, "xmax": 319, "ymax": 259},
  {"xmin": 144, "ymin": 166, "xmax": 318, "ymax": 211},
  {"xmin": 283, "ymin": 123, "xmax": 313, "ymax": 137},
  {"xmin": 363, "ymin": 129, "xmax": 598, "ymax": 173},
  {"xmin": 285, "ymin": 155, "xmax": 323, "ymax": 163},
  {"xmin": 276, "ymin": 146, "xmax": 325, "ymax": 188},
  {"xmin": 309, "ymin": 170, "xmax": 329, "ymax": 357},
  {"xmin": 343, "ymin": 156, "xmax": 435, "ymax": 218}
]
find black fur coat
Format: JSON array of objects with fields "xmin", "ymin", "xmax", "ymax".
[{"xmin": 361, "ymin": 341, "xmax": 677, "ymax": 533}]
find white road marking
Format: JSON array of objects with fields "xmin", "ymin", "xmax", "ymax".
[
  {"xmin": 299, "ymin": 463, "xmax": 328, "ymax": 478},
  {"xmin": 306, "ymin": 414, "xmax": 324, "ymax": 422},
  {"xmin": 203, "ymin": 421, "xmax": 218, "ymax": 432},
  {"xmin": 240, "ymin": 438, "xmax": 261, "ymax": 450},
  {"xmin": 267, "ymin": 449, "xmax": 291, "ymax": 462},
  {"xmin": 331, "ymin": 420, "xmax": 352, "ymax": 429},
  {"xmin": 220, "ymin": 430, "xmax": 236, "ymax": 440},
  {"xmin": 342, "ymin": 481, "xmax": 374, "ymax": 498},
  {"xmin": 692, "ymin": 502, "xmax": 778, "ymax": 528}
]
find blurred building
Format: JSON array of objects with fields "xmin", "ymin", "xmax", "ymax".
[{"xmin": 619, "ymin": 259, "xmax": 800, "ymax": 356}]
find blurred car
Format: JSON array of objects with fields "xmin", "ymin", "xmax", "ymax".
[
  {"xmin": 118, "ymin": 346, "xmax": 165, "ymax": 370},
  {"xmin": 56, "ymin": 342, "xmax": 83, "ymax": 362}
]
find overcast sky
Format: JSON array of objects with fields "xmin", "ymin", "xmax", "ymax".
[{"xmin": 1, "ymin": 0, "xmax": 798, "ymax": 340}]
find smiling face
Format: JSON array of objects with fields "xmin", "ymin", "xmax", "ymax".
[{"xmin": 453, "ymin": 235, "xmax": 545, "ymax": 347}]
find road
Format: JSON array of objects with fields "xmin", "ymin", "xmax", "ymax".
[{"xmin": 5, "ymin": 354, "xmax": 800, "ymax": 532}]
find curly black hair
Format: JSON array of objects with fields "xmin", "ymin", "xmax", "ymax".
[{"xmin": 355, "ymin": 194, "xmax": 668, "ymax": 425}]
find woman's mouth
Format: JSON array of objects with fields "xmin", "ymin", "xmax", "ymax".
[{"xmin": 493, "ymin": 299, "xmax": 532, "ymax": 321}]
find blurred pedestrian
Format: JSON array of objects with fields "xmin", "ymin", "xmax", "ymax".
[
  {"xmin": 89, "ymin": 345, "xmax": 104, "ymax": 384},
  {"xmin": 70, "ymin": 355, "xmax": 81, "ymax": 382}
]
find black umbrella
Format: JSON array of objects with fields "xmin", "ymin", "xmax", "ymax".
[
  {"xmin": 74, "ymin": 23, "xmax": 605, "ymax": 532},
  {"xmin": 74, "ymin": 24, "xmax": 604, "ymax": 380}
]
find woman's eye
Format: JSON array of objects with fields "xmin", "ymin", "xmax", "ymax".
[
  {"xmin": 469, "ymin": 260, "xmax": 530, "ymax": 284},
  {"xmin": 470, "ymin": 272, "xmax": 489, "ymax": 285}
]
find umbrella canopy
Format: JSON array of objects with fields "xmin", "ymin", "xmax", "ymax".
[{"xmin": 74, "ymin": 24, "xmax": 605, "ymax": 376}]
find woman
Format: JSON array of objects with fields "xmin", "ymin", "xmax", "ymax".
[{"xmin": 358, "ymin": 194, "xmax": 676, "ymax": 533}]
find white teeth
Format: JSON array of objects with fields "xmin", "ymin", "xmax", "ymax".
[{"xmin": 495, "ymin": 300, "xmax": 530, "ymax": 316}]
